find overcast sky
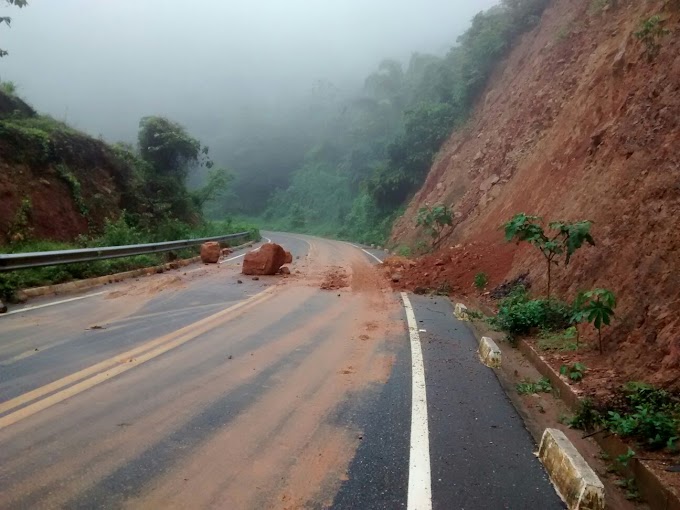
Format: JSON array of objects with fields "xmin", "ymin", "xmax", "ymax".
[{"xmin": 0, "ymin": 0, "xmax": 498, "ymax": 142}]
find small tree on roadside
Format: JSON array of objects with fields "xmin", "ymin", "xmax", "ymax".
[
  {"xmin": 580, "ymin": 289, "xmax": 616, "ymax": 354},
  {"xmin": 503, "ymin": 214, "xmax": 595, "ymax": 298},
  {"xmin": 417, "ymin": 204, "xmax": 453, "ymax": 249}
]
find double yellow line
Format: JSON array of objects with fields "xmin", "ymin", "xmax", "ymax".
[{"xmin": 0, "ymin": 287, "xmax": 276, "ymax": 431}]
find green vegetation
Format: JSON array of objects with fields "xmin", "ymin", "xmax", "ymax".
[
  {"xmin": 503, "ymin": 214, "xmax": 594, "ymax": 298},
  {"xmin": 245, "ymin": 1, "xmax": 552, "ymax": 243},
  {"xmin": 573, "ymin": 289, "xmax": 616, "ymax": 354},
  {"xmin": 537, "ymin": 327, "xmax": 579, "ymax": 352},
  {"xmin": 56, "ymin": 164, "xmax": 88, "ymax": 216},
  {"xmin": 416, "ymin": 204, "xmax": 453, "ymax": 249},
  {"xmin": 560, "ymin": 362, "xmax": 587, "ymax": 382},
  {"xmin": 516, "ymin": 377, "xmax": 552, "ymax": 395},
  {"xmin": 0, "ymin": 80, "xmax": 17, "ymax": 94},
  {"xmin": 0, "ymin": 218, "xmax": 259, "ymax": 301},
  {"xmin": 474, "ymin": 272, "xmax": 489, "ymax": 290},
  {"xmin": 635, "ymin": 15, "xmax": 670, "ymax": 61},
  {"xmin": 489, "ymin": 286, "xmax": 571, "ymax": 335},
  {"xmin": 568, "ymin": 384, "xmax": 680, "ymax": 452}
]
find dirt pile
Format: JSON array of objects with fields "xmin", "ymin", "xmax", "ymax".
[
  {"xmin": 390, "ymin": 0, "xmax": 680, "ymax": 387},
  {"xmin": 320, "ymin": 267, "xmax": 349, "ymax": 291},
  {"xmin": 242, "ymin": 243, "xmax": 289, "ymax": 275}
]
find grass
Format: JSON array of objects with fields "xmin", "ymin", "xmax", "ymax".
[
  {"xmin": 0, "ymin": 218, "xmax": 260, "ymax": 301},
  {"xmin": 537, "ymin": 327, "xmax": 579, "ymax": 351},
  {"xmin": 516, "ymin": 377, "xmax": 552, "ymax": 395}
]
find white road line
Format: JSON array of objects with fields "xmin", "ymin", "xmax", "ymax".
[
  {"xmin": 0, "ymin": 291, "xmax": 107, "ymax": 318},
  {"xmin": 401, "ymin": 292, "xmax": 433, "ymax": 510},
  {"xmin": 348, "ymin": 243, "xmax": 384, "ymax": 264}
]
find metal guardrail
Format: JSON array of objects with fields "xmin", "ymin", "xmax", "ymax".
[{"xmin": 0, "ymin": 232, "xmax": 252, "ymax": 272}]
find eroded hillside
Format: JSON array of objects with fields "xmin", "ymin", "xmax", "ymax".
[
  {"xmin": 0, "ymin": 90, "xmax": 146, "ymax": 244},
  {"xmin": 391, "ymin": 0, "xmax": 680, "ymax": 387}
]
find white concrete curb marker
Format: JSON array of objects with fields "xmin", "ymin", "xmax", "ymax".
[
  {"xmin": 454, "ymin": 303, "xmax": 469, "ymax": 320},
  {"xmin": 401, "ymin": 292, "xmax": 433, "ymax": 510},
  {"xmin": 478, "ymin": 336, "xmax": 502, "ymax": 368},
  {"xmin": 539, "ymin": 429, "xmax": 605, "ymax": 510}
]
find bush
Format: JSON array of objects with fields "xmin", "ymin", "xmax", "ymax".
[
  {"xmin": 474, "ymin": 272, "xmax": 489, "ymax": 290},
  {"xmin": 607, "ymin": 384, "xmax": 680, "ymax": 450},
  {"xmin": 490, "ymin": 286, "xmax": 571, "ymax": 334}
]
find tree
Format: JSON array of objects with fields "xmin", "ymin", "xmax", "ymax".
[
  {"xmin": 1, "ymin": 0, "xmax": 28, "ymax": 58},
  {"xmin": 417, "ymin": 204, "xmax": 453, "ymax": 249},
  {"xmin": 503, "ymin": 214, "xmax": 595, "ymax": 298},
  {"xmin": 190, "ymin": 167, "xmax": 233, "ymax": 209},
  {"xmin": 138, "ymin": 116, "xmax": 211, "ymax": 180}
]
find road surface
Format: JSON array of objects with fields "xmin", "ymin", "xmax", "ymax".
[{"xmin": 0, "ymin": 233, "xmax": 564, "ymax": 509}]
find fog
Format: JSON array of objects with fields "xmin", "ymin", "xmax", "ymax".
[{"xmin": 1, "ymin": 0, "xmax": 497, "ymax": 144}]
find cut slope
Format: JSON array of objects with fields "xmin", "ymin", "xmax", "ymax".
[{"xmin": 391, "ymin": 0, "xmax": 680, "ymax": 387}]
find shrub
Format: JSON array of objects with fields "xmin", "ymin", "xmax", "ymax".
[
  {"xmin": 635, "ymin": 15, "xmax": 670, "ymax": 61},
  {"xmin": 416, "ymin": 204, "xmax": 453, "ymax": 249},
  {"xmin": 474, "ymin": 272, "xmax": 489, "ymax": 290},
  {"xmin": 490, "ymin": 286, "xmax": 571, "ymax": 334}
]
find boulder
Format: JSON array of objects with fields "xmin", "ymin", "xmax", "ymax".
[
  {"xmin": 284, "ymin": 251, "xmax": 293, "ymax": 264},
  {"xmin": 242, "ymin": 243, "xmax": 287, "ymax": 275},
  {"xmin": 200, "ymin": 242, "xmax": 221, "ymax": 264}
]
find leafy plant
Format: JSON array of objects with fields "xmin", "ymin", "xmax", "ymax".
[
  {"xmin": 474, "ymin": 272, "xmax": 489, "ymax": 290},
  {"xmin": 503, "ymin": 214, "xmax": 594, "ymax": 298},
  {"xmin": 560, "ymin": 362, "xmax": 587, "ymax": 382},
  {"xmin": 416, "ymin": 204, "xmax": 453, "ymax": 249},
  {"xmin": 490, "ymin": 286, "xmax": 571, "ymax": 335},
  {"xmin": 634, "ymin": 15, "xmax": 670, "ymax": 61},
  {"xmin": 569, "ymin": 399, "xmax": 605, "ymax": 431},
  {"xmin": 579, "ymin": 289, "xmax": 616, "ymax": 354},
  {"xmin": 516, "ymin": 377, "xmax": 552, "ymax": 395},
  {"xmin": 606, "ymin": 384, "xmax": 680, "ymax": 451}
]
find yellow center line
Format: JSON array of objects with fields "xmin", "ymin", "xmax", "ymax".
[{"xmin": 0, "ymin": 287, "xmax": 276, "ymax": 430}]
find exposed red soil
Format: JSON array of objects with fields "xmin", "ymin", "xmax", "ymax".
[
  {"xmin": 320, "ymin": 266, "xmax": 349, "ymax": 291},
  {"xmin": 390, "ymin": 0, "xmax": 680, "ymax": 389},
  {"xmin": 384, "ymin": 238, "xmax": 521, "ymax": 296}
]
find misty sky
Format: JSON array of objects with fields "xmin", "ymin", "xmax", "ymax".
[{"xmin": 1, "ymin": 0, "xmax": 498, "ymax": 143}]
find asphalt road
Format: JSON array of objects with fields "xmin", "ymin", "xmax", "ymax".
[{"xmin": 0, "ymin": 233, "xmax": 564, "ymax": 509}]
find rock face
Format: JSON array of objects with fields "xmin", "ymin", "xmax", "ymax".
[
  {"xmin": 284, "ymin": 251, "xmax": 293, "ymax": 264},
  {"xmin": 200, "ymin": 242, "xmax": 221, "ymax": 264},
  {"xmin": 242, "ymin": 243, "xmax": 288, "ymax": 275}
]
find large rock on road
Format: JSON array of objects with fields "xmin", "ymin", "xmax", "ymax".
[
  {"xmin": 200, "ymin": 242, "xmax": 222, "ymax": 264},
  {"xmin": 243, "ymin": 243, "xmax": 288, "ymax": 275}
]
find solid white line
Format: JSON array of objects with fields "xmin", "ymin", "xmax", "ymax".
[
  {"xmin": 0, "ymin": 291, "xmax": 107, "ymax": 317},
  {"xmin": 348, "ymin": 243, "xmax": 384, "ymax": 264},
  {"xmin": 401, "ymin": 292, "xmax": 432, "ymax": 510}
]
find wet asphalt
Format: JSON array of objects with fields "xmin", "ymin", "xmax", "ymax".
[{"xmin": 0, "ymin": 235, "xmax": 564, "ymax": 509}]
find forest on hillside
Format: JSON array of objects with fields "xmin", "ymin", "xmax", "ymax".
[{"xmin": 211, "ymin": 0, "xmax": 551, "ymax": 243}]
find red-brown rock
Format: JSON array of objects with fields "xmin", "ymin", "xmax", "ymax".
[
  {"xmin": 200, "ymin": 242, "xmax": 221, "ymax": 264},
  {"xmin": 242, "ymin": 243, "xmax": 287, "ymax": 275},
  {"xmin": 284, "ymin": 251, "xmax": 293, "ymax": 264}
]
